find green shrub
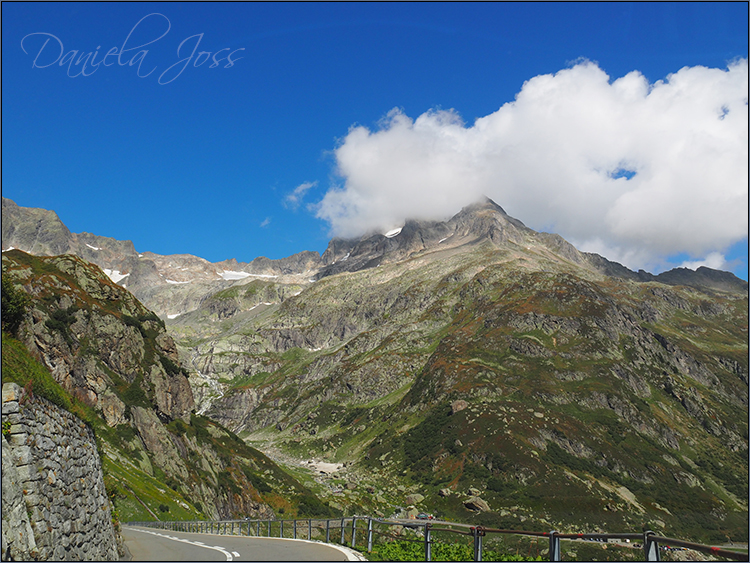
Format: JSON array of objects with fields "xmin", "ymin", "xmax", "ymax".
[
  {"xmin": 487, "ymin": 477, "xmax": 517, "ymax": 495},
  {"xmin": 122, "ymin": 380, "xmax": 150, "ymax": 408},
  {"xmin": 168, "ymin": 419, "xmax": 187, "ymax": 436},
  {"xmin": 2, "ymin": 333, "xmax": 72, "ymax": 411},
  {"xmin": 160, "ymin": 354, "xmax": 187, "ymax": 377},
  {"xmin": 242, "ymin": 467, "xmax": 272, "ymax": 493},
  {"xmin": 191, "ymin": 414, "xmax": 211, "ymax": 443},
  {"xmin": 297, "ymin": 493, "xmax": 337, "ymax": 517},
  {"xmin": 403, "ymin": 403, "xmax": 454, "ymax": 467},
  {"xmin": 1, "ymin": 275, "xmax": 30, "ymax": 335},
  {"xmin": 44, "ymin": 306, "xmax": 79, "ymax": 344},
  {"xmin": 369, "ymin": 539, "xmax": 541, "ymax": 561},
  {"xmin": 218, "ymin": 470, "xmax": 242, "ymax": 495}
]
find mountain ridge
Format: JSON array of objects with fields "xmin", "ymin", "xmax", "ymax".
[{"xmin": 4, "ymin": 196, "xmax": 746, "ymax": 320}]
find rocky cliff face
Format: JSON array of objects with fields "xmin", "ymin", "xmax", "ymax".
[
  {"xmin": 4, "ymin": 251, "xmax": 193, "ymax": 425},
  {"xmin": 2, "ymin": 250, "xmax": 336, "ymax": 526}
]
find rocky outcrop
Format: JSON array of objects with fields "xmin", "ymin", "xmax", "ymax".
[
  {"xmin": 1, "ymin": 198, "xmax": 75, "ymax": 257},
  {"xmin": 3, "ymin": 251, "xmax": 194, "ymax": 424},
  {"xmin": 2, "ymin": 383, "xmax": 119, "ymax": 561}
]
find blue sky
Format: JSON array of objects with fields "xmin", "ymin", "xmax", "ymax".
[{"xmin": 2, "ymin": 3, "xmax": 748, "ymax": 280}]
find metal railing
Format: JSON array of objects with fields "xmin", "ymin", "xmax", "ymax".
[{"xmin": 126, "ymin": 517, "xmax": 748, "ymax": 561}]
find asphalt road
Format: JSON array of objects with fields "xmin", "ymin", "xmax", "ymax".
[{"xmin": 121, "ymin": 526, "xmax": 362, "ymax": 561}]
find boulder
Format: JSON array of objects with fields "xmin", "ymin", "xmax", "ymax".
[
  {"xmin": 451, "ymin": 400, "xmax": 468, "ymax": 414},
  {"xmin": 463, "ymin": 496, "xmax": 491, "ymax": 512},
  {"xmin": 405, "ymin": 493, "xmax": 424, "ymax": 505}
]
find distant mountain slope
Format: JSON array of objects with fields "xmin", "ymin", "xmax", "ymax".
[
  {"xmin": 166, "ymin": 203, "xmax": 747, "ymax": 542},
  {"xmin": 2, "ymin": 198, "xmax": 324, "ymax": 317}
]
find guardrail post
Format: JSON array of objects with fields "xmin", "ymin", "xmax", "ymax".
[
  {"xmin": 644, "ymin": 531, "xmax": 660, "ymax": 561},
  {"xmin": 293, "ymin": 519, "xmax": 297, "ymax": 539},
  {"xmin": 280, "ymin": 520, "xmax": 284, "ymax": 538},
  {"xmin": 340, "ymin": 518, "xmax": 346, "ymax": 544},
  {"xmin": 472, "ymin": 527, "xmax": 484, "ymax": 561},
  {"xmin": 326, "ymin": 519, "xmax": 330, "ymax": 543},
  {"xmin": 308, "ymin": 519, "xmax": 312, "ymax": 540},
  {"xmin": 425, "ymin": 523, "xmax": 432, "ymax": 562},
  {"xmin": 267, "ymin": 520, "xmax": 271, "ymax": 537},
  {"xmin": 367, "ymin": 518, "xmax": 374, "ymax": 553},
  {"xmin": 548, "ymin": 531, "xmax": 560, "ymax": 562},
  {"xmin": 352, "ymin": 517, "xmax": 357, "ymax": 549}
]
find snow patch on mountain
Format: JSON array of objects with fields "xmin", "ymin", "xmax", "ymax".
[
  {"xmin": 221, "ymin": 270, "xmax": 251, "ymax": 280},
  {"xmin": 103, "ymin": 269, "xmax": 129, "ymax": 283}
]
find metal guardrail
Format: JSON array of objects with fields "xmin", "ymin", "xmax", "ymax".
[{"xmin": 126, "ymin": 517, "xmax": 748, "ymax": 561}]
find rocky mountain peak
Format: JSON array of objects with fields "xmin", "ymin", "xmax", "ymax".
[{"xmin": 317, "ymin": 196, "xmax": 554, "ymax": 279}]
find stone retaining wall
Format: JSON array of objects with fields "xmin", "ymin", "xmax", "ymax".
[{"xmin": 1, "ymin": 382, "xmax": 118, "ymax": 561}]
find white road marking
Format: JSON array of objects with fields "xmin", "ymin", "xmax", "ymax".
[
  {"xmin": 232, "ymin": 551, "xmax": 241, "ymax": 557},
  {"xmin": 130, "ymin": 528, "xmax": 234, "ymax": 561}
]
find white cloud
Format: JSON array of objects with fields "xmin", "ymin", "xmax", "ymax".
[
  {"xmin": 314, "ymin": 59, "xmax": 748, "ymax": 274},
  {"xmin": 679, "ymin": 252, "xmax": 727, "ymax": 272},
  {"xmin": 260, "ymin": 217, "xmax": 271, "ymax": 228},
  {"xmin": 284, "ymin": 181, "xmax": 317, "ymax": 210}
]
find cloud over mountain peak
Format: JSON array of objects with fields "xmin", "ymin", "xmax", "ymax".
[{"xmin": 314, "ymin": 59, "xmax": 748, "ymax": 274}]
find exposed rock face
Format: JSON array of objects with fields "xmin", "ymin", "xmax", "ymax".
[
  {"xmin": 1, "ymin": 250, "xmax": 296, "ymax": 525},
  {"xmin": 2, "ymin": 197, "xmax": 76, "ymax": 257},
  {"xmin": 2, "ymin": 197, "xmax": 323, "ymax": 319},
  {"xmin": 451, "ymin": 400, "xmax": 468, "ymax": 414},
  {"xmin": 4, "ymin": 251, "xmax": 193, "ymax": 423},
  {"xmin": 405, "ymin": 493, "xmax": 425, "ymax": 505},
  {"xmin": 2, "ymin": 383, "xmax": 119, "ymax": 561}
]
